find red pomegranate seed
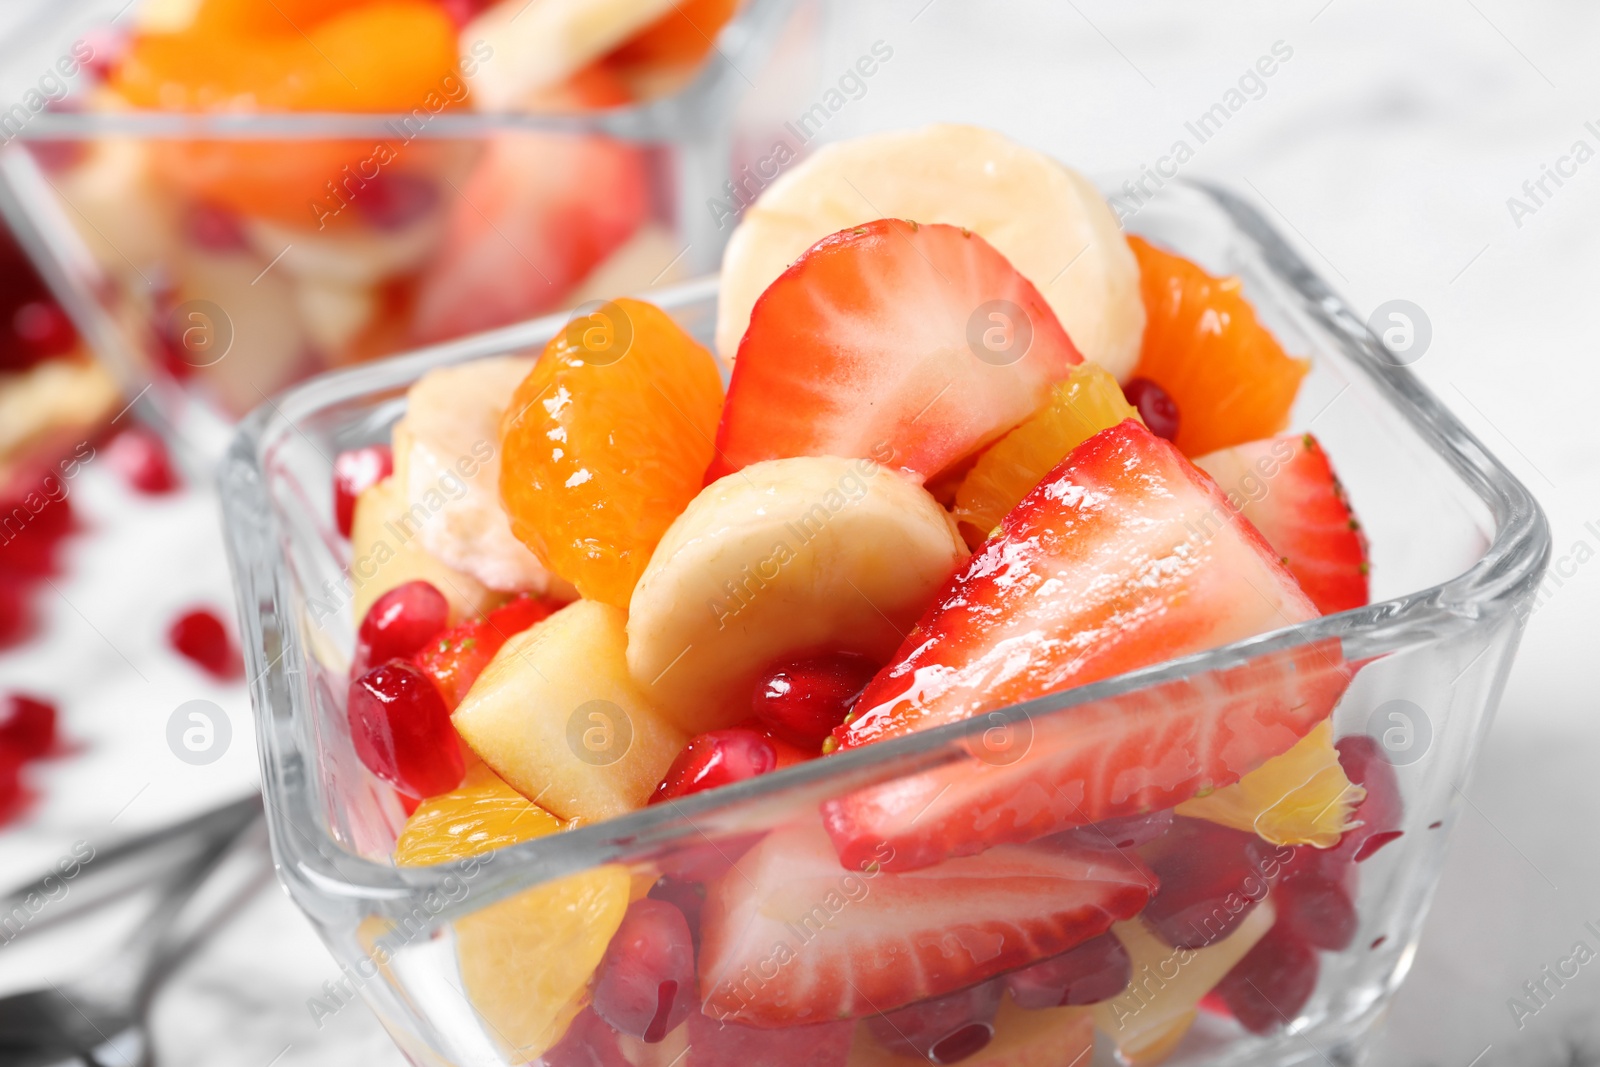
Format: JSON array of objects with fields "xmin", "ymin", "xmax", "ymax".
[
  {"xmin": 646, "ymin": 877, "xmax": 706, "ymax": 945},
  {"xmin": 649, "ymin": 728, "xmax": 776, "ymax": 805},
  {"xmin": 354, "ymin": 171, "xmax": 440, "ymax": 232},
  {"xmin": 352, "ymin": 580, "xmax": 449, "ymax": 679},
  {"xmin": 0, "ymin": 749, "xmax": 25, "ymax": 826},
  {"xmin": 1140, "ymin": 817, "xmax": 1280, "ymax": 949},
  {"xmin": 333, "ymin": 444, "xmax": 393, "ymax": 537},
  {"xmin": 752, "ymin": 652, "xmax": 878, "ymax": 748},
  {"xmin": 0, "ymin": 577, "xmax": 31, "ymax": 649},
  {"xmin": 1274, "ymin": 872, "xmax": 1357, "ymax": 951},
  {"xmin": 168, "ymin": 608, "xmax": 242, "ymax": 680},
  {"xmin": 1005, "ymin": 931, "xmax": 1132, "ymax": 1008},
  {"xmin": 866, "ymin": 979, "xmax": 1002, "ymax": 1063},
  {"xmin": 1327, "ymin": 736, "xmax": 1403, "ymax": 865},
  {"xmin": 347, "ymin": 661, "xmax": 464, "ymax": 798},
  {"xmin": 592, "ymin": 899, "xmax": 696, "ymax": 1043},
  {"xmin": 1062, "ymin": 808, "xmax": 1174, "ymax": 851},
  {"xmin": 1215, "ymin": 925, "xmax": 1319, "ymax": 1034},
  {"xmin": 1353, "ymin": 829, "xmax": 1404, "ymax": 862},
  {"xmin": 109, "ymin": 427, "xmax": 180, "ymax": 495},
  {"xmin": 12, "ymin": 301, "xmax": 77, "ymax": 358},
  {"xmin": 0, "ymin": 694, "xmax": 57, "ymax": 761},
  {"xmin": 685, "ymin": 1012, "xmax": 853, "ymax": 1067},
  {"xmin": 1122, "ymin": 377, "xmax": 1181, "ymax": 442},
  {"xmin": 186, "ymin": 202, "xmax": 250, "ymax": 253}
]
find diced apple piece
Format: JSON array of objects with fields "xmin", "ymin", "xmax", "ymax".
[
  {"xmin": 452, "ymin": 600, "xmax": 687, "ymax": 822},
  {"xmin": 349, "ymin": 475, "xmax": 497, "ymax": 626}
]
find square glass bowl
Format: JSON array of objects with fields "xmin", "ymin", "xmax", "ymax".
[
  {"xmin": 0, "ymin": 0, "xmax": 813, "ymax": 457},
  {"xmin": 219, "ymin": 181, "xmax": 1548, "ymax": 1067}
]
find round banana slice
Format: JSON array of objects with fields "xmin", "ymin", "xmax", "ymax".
[
  {"xmin": 400, "ymin": 356, "xmax": 553, "ymax": 593},
  {"xmin": 716, "ymin": 124, "xmax": 1145, "ymax": 381},
  {"xmin": 626, "ymin": 455, "xmax": 966, "ymax": 736}
]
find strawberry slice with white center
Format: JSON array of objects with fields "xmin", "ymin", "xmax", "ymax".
[
  {"xmin": 1195, "ymin": 433, "xmax": 1370, "ymax": 616},
  {"xmin": 707, "ymin": 219, "xmax": 1081, "ymax": 483},
  {"xmin": 696, "ymin": 819, "xmax": 1153, "ymax": 1028},
  {"xmin": 823, "ymin": 418, "xmax": 1351, "ymax": 871}
]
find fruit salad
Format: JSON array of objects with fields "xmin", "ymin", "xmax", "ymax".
[
  {"xmin": 27, "ymin": 0, "xmax": 756, "ymax": 420},
  {"xmin": 334, "ymin": 124, "xmax": 1391, "ymax": 1066}
]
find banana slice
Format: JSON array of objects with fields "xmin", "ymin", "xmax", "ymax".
[
  {"xmin": 716, "ymin": 124, "xmax": 1145, "ymax": 381},
  {"xmin": 399, "ymin": 357, "xmax": 553, "ymax": 593},
  {"xmin": 465, "ymin": 0, "xmax": 681, "ymax": 111},
  {"xmin": 626, "ymin": 456, "xmax": 966, "ymax": 736}
]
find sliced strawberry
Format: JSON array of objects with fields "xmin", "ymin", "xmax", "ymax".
[
  {"xmin": 696, "ymin": 820, "xmax": 1153, "ymax": 1027},
  {"xmin": 411, "ymin": 594, "xmax": 558, "ymax": 709},
  {"xmin": 410, "ymin": 130, "xmax": 649, "ymax": 344},
  {"xmin": 1195, "ymin": 433, "xmax": 1370, "ymax": 615},
  {"xmin": 824, "ymin": 419, "xmax": 1350, "ymax": 871},
  {"xmin": 709, "ymin": 219, "xmax": 1081, "ymax": 483}
]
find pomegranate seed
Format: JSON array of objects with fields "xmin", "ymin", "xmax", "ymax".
[
  {"xmin": 354, "ymin": 171, "xmax": 439, "ymax": 232},
  {"xmin": 352, "ymin": 581, "xmax": 449, "ymax": 679},
  {"xmin": 347, "ymin": 661, "xmax": 464, "ymax": 798},
  {"xmin": 1062, "ymin": 808, "xmax": 1174, "ymax": 850},
  {"xmin": 649, "ymin": 728, "xmax": 776, "ymax": 805},
  {"xmin": 1274, "ymin": 872, "xmax": 1357, "ymax": 951},
  {"xmin": 685, "ymin": 1012, "xmax": 853, "ymax": 1067},
  {"xmin": 1005, "ymin": 931, "xmax": 1132, "ymax": 1008},
  {"xmin": 186, "ymin": 201, "xmax": 250, "ymax": 253},
  {"xmin": 109, "ymin": 427, "xmax": 180, "ymax": 495},
  {"xmin": 0, "ymin": 749, "xmax": 25, "ymax": 826},
  {"xmin": 168, "ymin": 608, "xmax": 242, "ymax": 680},
  {"xmin": 646, "ymin": 877, "xmax": 706, "ymax": 945},
  {"xmin": 592, "ymin": 899, "xmax": 696, "ymax": 1043},
  {"xmin": 1214, "ymin": 925, "xmax": 1319, "ymax": 1033},
  {"xmin": 1123, "ymin": 377, "xmax": 1180, "ymax": 442},
  {"xmin": 333, "ymin": 444, "xmax": 393, "ymax": 537},
  {"xmin": 542, "ymin": 1008, "xmax": 630, "ymax": 1067},
  {"xmin": 752, "ymin": 651, "xmax": 878, "ymax": 748},
  {"xmin": 0, "ymin": 577, "xmax": 29, "ymax": 649},
  {"xmin": 0, "ymin": 694, "xmax": 57, "ymax": 761},
  {"xmin": 1140, "ymin": 817, "xmax": 1280, "ymax": 949},
  {"xmin": 1327, "ymin": 736, "xmax": 1403, "ymax": 865},
  {"xmin": 866, "ymin": 979, "xmax": 1002, "ymax": 1063},
  {"xmin": 12, "ymin": 301, "xmax": 77, "ymax": 358}
]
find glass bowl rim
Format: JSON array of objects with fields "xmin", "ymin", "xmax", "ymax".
[
  {"xmin": 220, "ymin": 179, "xmax": 1551, "ymax": 912},
  {"xmin": 10, "ymin": 0, "xmax": 795, "ymax": 142}
]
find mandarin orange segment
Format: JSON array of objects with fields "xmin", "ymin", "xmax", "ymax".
[
  {"xmin": 113, "ymin": 0, "xmax": 461, "ymax": 112},
  {"xmin": 1128, "ymin": 235, "xmax": 1309, "ymax": 457},
  {"xmin": 499, "ymin": 298, "xmax": 724, "ymax": 610},
  {"xmin": 393, "ymin": 761, "xmax": 563, "ymax": 868},
  {"xmin": 951, "ymin": 362, "xmax": 1139, "ymax": 548}
]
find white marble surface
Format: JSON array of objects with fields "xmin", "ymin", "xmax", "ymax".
[{"xmin": 0, "ymin": 1, "xmax": 1596, "ymax": 1065}]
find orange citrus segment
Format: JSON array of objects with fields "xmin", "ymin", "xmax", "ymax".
[
  {"xmin": 455, "ymin": 865, "xmax": 631, "ymax": 1060},
  {"xmin": 113, "ymin": 0, "xmax": 462, "ymax": 112},
  {"xmin": 951, "ymin": 362, "xmax": 1139, "ymax": 548},
  {"xmin": 606, "ymin": 0, "xmax": 741, "ymax": 69},
  {"xmin": 499, "ymin": 298, "xmax": 725, "ymax": 609},
  {"xmin": 1176, "ymin": 720, "xmax": 1363, "ymax": 848},
  {"xmin": 1128, "ymin": 236, "xmax": 1309, "ymax": 457},
  {"xmin": 393, "ymin": 762, "xmax": 563, "ymax": 867}
]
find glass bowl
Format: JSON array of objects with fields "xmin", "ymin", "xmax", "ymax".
[
  {"xmin": 219, "ymin": 180, "xmax": 1548, "ymax": 1067},
  {"xmin": 0, "ymin": 0, "xmax": 813, "ymax": 458}
]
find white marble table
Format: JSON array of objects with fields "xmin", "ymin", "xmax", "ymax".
[{"xmin": 1, "ymin": 2, "xmax": 1596, "ymax": 1065}]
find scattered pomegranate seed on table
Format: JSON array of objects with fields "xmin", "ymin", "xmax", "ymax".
[
  {"xmin": 0, "ymin": 693, "xmax": 57, "ymax": 760},
  {"xmin": 108, "ymin": 426, "xmax": 180, "ymax": 495},
  {"xmin": 168, "ymin": 607, "xmax": 242, "ymax": 680}
]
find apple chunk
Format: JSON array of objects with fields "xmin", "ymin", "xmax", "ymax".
[{"xmin": 452, "ymin": 600, "xmax": 686, "ymax": 822}]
